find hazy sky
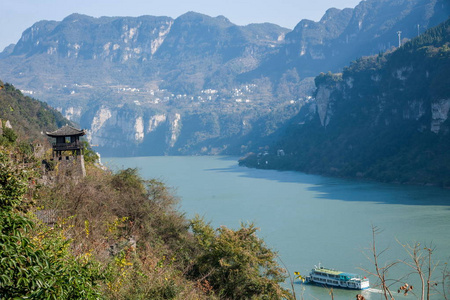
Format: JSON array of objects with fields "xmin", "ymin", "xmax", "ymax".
[{"xmin": 0, "ymin": 0, "xmax": 362, "ymax": 51}]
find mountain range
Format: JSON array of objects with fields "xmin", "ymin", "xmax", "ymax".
[
  {"xmin": 0, "ymin": 0, "xmax": 448, "ymax": 157},
  {"xmin": 251, "ymin": 0, "xmax": 450, "ymax": 79}
]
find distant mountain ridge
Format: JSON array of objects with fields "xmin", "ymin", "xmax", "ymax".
[
  {"xmin": 1, "ymin": 12, "xmax": 287, "ymax": 93},
  {"xmin": 249, "ymin": 0, "xmax": 450, "ymax": 79},
  {"xmin": 0, "ymin": 0, "xmax": 448, "ymax": 157}
]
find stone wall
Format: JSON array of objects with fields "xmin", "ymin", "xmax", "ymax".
[{"xmin": 41, "ymin": 155, "xmax": 86, "ymax": 184}]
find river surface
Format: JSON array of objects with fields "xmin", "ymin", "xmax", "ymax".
[{"xmin": 104, "ymin": 156, "xmax": 450, "ymax": 300}]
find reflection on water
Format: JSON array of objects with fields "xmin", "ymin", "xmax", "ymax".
[{"xmin": 105, "ymin": 156, "xmax": 450, "ymax": 300}]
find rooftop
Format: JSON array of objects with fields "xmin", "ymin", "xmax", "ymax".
[
  {"xmin": 313, "ymin": 267, "xmax": 343, "ymax": 276},
  {"xmin": 46, "ymin": 125, "xmax": 86, "ymax": 137}
]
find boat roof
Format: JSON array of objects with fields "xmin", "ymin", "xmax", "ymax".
[
  {"xmin": 313, "ymin": 267, "xmax": 343, "ymax": 276},
  {"xmin": 313, "ymin": 267, "xmax": 359, "ymax": 277}
]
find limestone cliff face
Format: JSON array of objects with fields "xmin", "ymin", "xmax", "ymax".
[
  {"xmin": 313, "ymin": 60, "xmax": 449, "ymax": 135},
  {"xmin": 77, "ymin": 104, "xmax": 244, "ymax": 156},
  {"xmin": 90, "ymin": 106, "xmax": 112, "ymax": 140},
  {"xmin": 314, "ymin": 86, "xmax": 333, "ymax": 127},
  {"xmin": 312, "ymin": 73, "xmax": 343, "ymax": 127},
  {"xmin": 167, "ymin": 113, "xmax": 181, "ymax": 148},
  {"xmin": 134, "ymin": 117, "xmax": 145, "ymax": 142},
  {"xmin": 58, "ymin": 101, "xmax": 275, "ymax": 156},
  {"xmin": 13, "ymin": 14, "xmax": 174, "ymax": 62},
  {"xmin": 83, "ymin": 105, "xmax": 180, "ymax": 154},
  {"xmin": 431, "ymin": 99, "xmax": 450, "ymax": 133},
  {"xmin": 403, "ymin": 100, "xmax": 426, "ymax": 121},
  {"xmin": 61, "ymin": 106, "xmax": 82, "ymax": 121},
  {"xmin": 147, "ymin": 114, "xmax": 167, "ymax": 133},
  {"xmin": 313, "ymin": 80, "xmax": 450, "ymax": 135}
]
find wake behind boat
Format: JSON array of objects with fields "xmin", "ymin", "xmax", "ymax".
[{"xmin": 304, "ymin": 265, "xmax": 369, "ymax": 290}]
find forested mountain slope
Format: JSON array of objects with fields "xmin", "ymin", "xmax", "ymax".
[
  {"xmin": 0, "ymin": 80, "xmax": 67, "ymax": 143},
  {"xmin": 240, "ymin": 18, "xmax": 450, "ymax": 186}
]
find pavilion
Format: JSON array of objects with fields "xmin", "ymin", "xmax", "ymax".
[{"xmin": 46, "ymin": 125, "xmax": 86, "ymax": 157}]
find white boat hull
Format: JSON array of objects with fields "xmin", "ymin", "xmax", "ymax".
[
  {"xmin": 305, "ymin": 266, "xmax": 370, "ymax": 290},
  {"xmin": 307, "ymin": 276, "xmax": 370, "ymax": 290}
]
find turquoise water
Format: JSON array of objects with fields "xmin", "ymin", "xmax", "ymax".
[{"xmin": 105, "ymin": 156, "xmax": 450, "ymax": 299}]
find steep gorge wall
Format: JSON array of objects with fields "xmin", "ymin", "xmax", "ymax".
[
  {"xmin": 62, "ymin": 104, "xmax": 262, "ymax": 156},
  {"xmin": 241, "ymin": 19, "xmax": 450, "ymax": 186}
]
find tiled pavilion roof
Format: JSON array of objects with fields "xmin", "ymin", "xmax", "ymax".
[{"xmin": 46, "ymin": 125, "xmax": 86, "ymax": 137}]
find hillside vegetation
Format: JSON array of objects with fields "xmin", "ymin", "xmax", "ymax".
[{"xmin": 0, "ymin": 80, "xmax": 67, "ymax": 143}]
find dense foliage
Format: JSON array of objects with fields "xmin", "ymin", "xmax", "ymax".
[
  {"xmin": 0, "ymin": 80, "xmax": 67, "ymax": 143},
  {"xmin": 189, "ymin": 217, "xmax": 290, "ymax": 299},
  {"xmin": 0, "ymin": 150, "xmax": 103, "ymax": 298}
]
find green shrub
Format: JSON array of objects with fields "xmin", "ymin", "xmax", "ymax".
[
  {"xmin": 189, "ymin": 216, "xmax": 292, "ymax": 299},
  {"xmin": 0, "ymin": 151, "xmax": 104, "ymax": 299}
]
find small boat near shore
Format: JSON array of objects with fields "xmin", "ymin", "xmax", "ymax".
[{"xmin": 304, "ymin": 265, "xmax": 369, "ymax": 290}]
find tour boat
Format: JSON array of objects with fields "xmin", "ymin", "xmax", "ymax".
[{"xmin": 305, "ymin": 265, "xmax": 369, "ymax": 290}]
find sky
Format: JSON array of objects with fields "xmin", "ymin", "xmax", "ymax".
[{"xmin": 0, "ymin": 0, "xmax": 362, "ymax": 51}]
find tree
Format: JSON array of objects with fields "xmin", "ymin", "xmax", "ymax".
[
  {"xmin": 189, "ymin": 216, "xmax": 292, "ymax": 299},
  {"xmin": 398, "ymin": 242, "xmax": 439, "ymax": 300},
  {"xmin": 362, "ymin": 225, "xmax": 450, "ymax": 300},
  {"xmin": 361, "ymin": 225, "xmax": 398, "ymax": 300},
  {"xmin": 81, "ymin": 140, "xmax": 99, "ymax": 164},
  {"xmin": 0, "ymin": 127, "xmax": 17, "ymax": 146}
]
